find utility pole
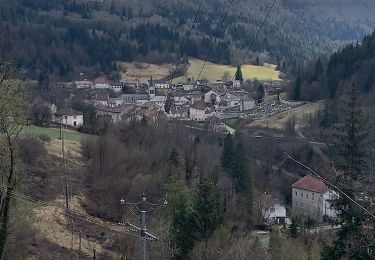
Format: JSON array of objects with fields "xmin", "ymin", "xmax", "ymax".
[{"xmin": 120, "ymin": 195, "xmax": 167, "ymax": 260}]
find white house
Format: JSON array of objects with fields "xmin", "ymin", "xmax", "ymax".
[
  {"xmin": 94, "ymin": 77, "xmax": 110, "ymax": 89},
  {"xmin": 232, "ymin": 80, "xmax": 241, "ymax": 88},
  {"xmin": 257, "ymin": 193, "xmax": 287, "ymax": 224},
  {"xmin": 53, "ymin": 108, "xmax": 84, "ymax": 127},
  {"xmin": 292, "ymin": 175, "xmax": 338, "ymax": 223},
  {"xmin": 204, "ymin": 90, "xmax": 221, "ymax": 105},
  {"xmin": 240, "ymin": 95, "xmax": 256, "ymax": 111},
  {"xmin": 183, "ymin": 84, "xmax": 195, "ymax": 91},
  {"xmin": 223, "ymin": 92, "xmax": 241, "ymax": 107},
  {"xmin": 149, "ymin": 96, "xmax": 167, "ymax": 108},
  {"xmin": 110, "ymin": 82, "xmax": 124, "ymax": 92},
  {"xmin": 189, "ymin": 101, "xmax": 212, "ymax": 121},
  {"xmin": 173, "ymin": 96, "xmax": 190, "ymax": 106},
  {"xmin": 154, "ymin": 80, "xmax": 170, "ymax": 89},
  {"xmin": 148, "ymin": 79, "xmax": 170, "ymax": 89},
  {"xmin": 75, "ymin": 80, "xmax": 93, "ymax": 89},
  {"xmin": 95, "ymin": 104, "xmax": 135, "ymax": 124}
]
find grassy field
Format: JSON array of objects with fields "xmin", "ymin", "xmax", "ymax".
[
  {"xmin": 23, "ymin": 125, "xmax": 91, "ymax": 143},
  {"xmin": 120, "ymin": 58, "xmax": 281, "ymax": 83},
  {"xmin": 224, "ymin": 119, "xmax": 239, "ymax": 129}
]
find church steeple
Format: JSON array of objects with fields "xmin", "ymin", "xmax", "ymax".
[{"xmin": 148, "ymin": 77, "xmax": 155, "ymax": 99}]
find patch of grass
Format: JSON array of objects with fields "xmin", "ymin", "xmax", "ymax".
[
  {"xmin": 175, "ymin": 58, "xmax": 281, "ymax": 83},
  {"xmin": 224, "ymin": 119, "xmax": 239, "ymax": 129},
  {"xmin": 23, "ymin": 125, "xmax": 91, "ymax": 143},
  {"xmin": 120, "ymin": 58, "xmax": 281, "ymax": 84}
]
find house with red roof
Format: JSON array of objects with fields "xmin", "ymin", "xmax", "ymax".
[
  {"xmin": 292, "ymin": 175, "xmax": 338, "ymax": 223},
  {"xmin": 94, "ymin": 77, "xmax": 110, "ymax": 89}
]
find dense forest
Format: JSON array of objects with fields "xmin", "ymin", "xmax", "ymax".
[
  {"xmin": 291, "ymin": 30, "xmax": 375, "ymax": 112},
  {"xmin": 0, "ymin": 0, "xmax": 374, "ymax": 81}
]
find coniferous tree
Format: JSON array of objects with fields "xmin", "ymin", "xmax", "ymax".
[
  {"xmin": 221, "ymin": 133, "xmax": 234, "ymax": 171},
  {"xmin": 321, "ymin": 83, "xmax": 375, "ymax": 259},
  {"xmin": 235, "ymin": 66, "xmax": 244, "ymax": 83},
  {"xmin": 255, "ymin": 56, "xmax": 260, "ymax": 66},
  {"xmin": 191, "ymin": 178, "xmax": 224, "ymax": 243},
  {"xmin": 231, "ymin": 137, "xmax": 254, "ymax": 227},
  {"xmin": 167, "ymin": 181, "xmax": 195, "ymax": 259},
  {"xmin": 292, "ymin": 72, "xmax": 302, "ymax": 100}
]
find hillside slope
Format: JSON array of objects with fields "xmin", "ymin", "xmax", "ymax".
[{"xmin": 1, "ymin": 0, "xmax": 374, "ymax": 80}]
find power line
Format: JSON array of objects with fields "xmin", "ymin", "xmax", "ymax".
[
  {"xmin": 195, "ymin": 0, "xmax": 235, "ymax": 83},
  {"xmin": 156, "ymin": 0, "xmax": 236, "ymax": 165},
  {"xmin": 120, "ymin": 195, "xmax": 168, "ymax": 260},
  {"xmin": 170, "ymin": 0, "xmax": 205, "ymax": 84},
  {"xmin": 232, "ymin": 0, "xmax": 278, "ymax": 81},
  {"xmin": 284, "ymin": 152, "xmax": 375, "ymax": 220}
]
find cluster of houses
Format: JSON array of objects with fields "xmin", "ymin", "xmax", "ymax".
[
  {"xmin": 52, "ymin": 76, "xmax": 285, "ymax": 131},
  {"xmin": 257, "ymin": 175, "xmax": 338, "ymax": 226},
  {"xmin": 57, "ymin": 77, "xmax": 125, "ymax": 93}
]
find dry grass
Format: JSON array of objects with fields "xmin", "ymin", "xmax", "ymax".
[
  {"xmin": 119, "ymin": 61, "xmax": 175, "ymax": 82},
  {"xmin": 27, "ymin": 141, "xmax": 122, "ymax": 259},
  {"xmin": 119, "ymin": 58, "xmax": 281, "ymax": 83},
  {"xmin": 248, "ymin": 102, "xmax": 323, "ymax": 130}
]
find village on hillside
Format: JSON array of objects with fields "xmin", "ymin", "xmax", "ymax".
[{"xmin": 48, "ymin": 72, "xmax": 305, "ymax": 135}]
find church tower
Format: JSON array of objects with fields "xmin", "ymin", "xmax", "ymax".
[{"xmin": 148, "ymin": 77, "xmax": 155, "ymax": 99}]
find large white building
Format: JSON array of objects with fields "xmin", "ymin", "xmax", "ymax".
[
  {"xmin": 94, "ymin": 77, "xmax": 110, "ymax": 89},
  {"xmin": 110, "ymin": 82, "xmax": 124, "ymax": 92},
  {"xmin": 292, "ymin": 175, "xmax": 338, "ymax": 223},
  {"xmin": 75, "ymin": 80, "xmax": 93, "ymax": 89},
  {"xmin": 53, "ymin": 108, "xmax": 84, "ymax": 127},
  {"xmin": 189, "ymin": 101, "xmax": 212, "ymax": 121}
]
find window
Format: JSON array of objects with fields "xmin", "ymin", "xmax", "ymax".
[
  {"xmin": 301, "ymin": 193, "xmax": 303, "ymax": 198},
  {"xmin": 295, "ymin": 192, "xmax": 297, "ymax": 196},
  {"xmin": 306, "ymin": 194, "xmax": 309, "ymax": 199}
]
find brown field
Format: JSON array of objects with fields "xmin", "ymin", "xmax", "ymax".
[{"xmin": 119, "ymin": 61, "xmax": 175, "ymax": 82}]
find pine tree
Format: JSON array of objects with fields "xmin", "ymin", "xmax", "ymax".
[
  {"xmin": 292, "ymin": 72, "xmax": 302, "ymax": 100},
  {"xmin": 313, "ymin": 58, "xmax": 323, "ymax": 81},
  {"xmin": 167, "ymin": 181, "xmax": 196, "ymax": 259},
  {"xmin": 235, "ymin": 66, "xmax": 244, "ymax": 83},
  {"xmin": 321, "ymin": 83, "xmax": 374, "ymax": 259},
  {"xmin": 231, "ymin": 138, "xmax": 254, "ymax": 227},
  {"xmin": 255, "ymin": 56, "xmax": 260, "ymax": 66},
  {"xmin": 191, "ymin": 178, "xmax": 224, "ymax": 243},
  {"xmin": 221, "ymin": 133, "xmax": 234, "ymax": 171}
]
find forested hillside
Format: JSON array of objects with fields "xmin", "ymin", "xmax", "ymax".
[
  {"xmin": 292, "ymin": 30, "xmax": 375, "ymax": 102},
  {"xmin": 1, "ymin": 0, "xmax": 374, "ymax": 81}
]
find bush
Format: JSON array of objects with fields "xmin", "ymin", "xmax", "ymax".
[{"xmin": 17, "ymin": 137, "xmax": 47, "ymax": 165}]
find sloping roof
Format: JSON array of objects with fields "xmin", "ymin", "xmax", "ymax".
[
  {"xmin": 54, "ymin": 108, "xmax": 83, "ymax": 116},
  {"xmin": 95, "ymin": 104, "xmax": 135, "ymax": 113},
  {"xmin": 110, "ymin": 82, "xmax": 124, "ymax": 86},
  {"xmin": 91, "ymin": 93, "xmax": 109, "ymax": 101},
  {"xmin": 75, "ymin": 80, "xmax": 93, "ymax": 85},
  {"xmin": 150, "ymin": 96, "xmax": 167, "ymax": 102},
  {"xmin": 191, "ymin": 101, "xmax": 208, "ymax": 110},
  {"xmin": 94, "ymin": 77, "xmax": 109, "ymax": 84},
  {"xmin": 258, "ymin": 193, "xmax": 277, "ymax": 209},
  {"xmin": 292, "ymin": 175, "xmax": 328, "ymax": 194}
]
